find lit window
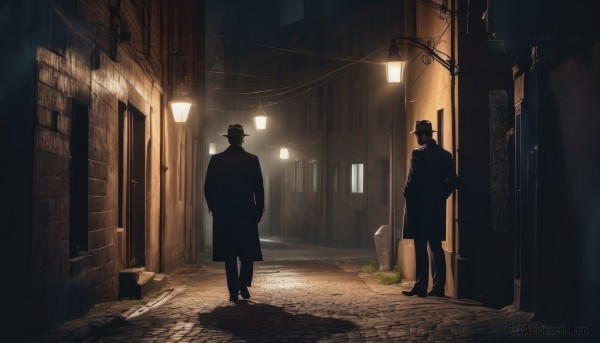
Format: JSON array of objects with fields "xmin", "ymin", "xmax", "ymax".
[{"xmin": 351, "ymin": 163, "xmax": 364, "ymax": 193}]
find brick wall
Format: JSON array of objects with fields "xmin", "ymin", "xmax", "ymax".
[
  {"xmin": 27, "ymin": 0, "xmax": 199, "ymax": 329},
  {"xmin": 10, "ymin": 0, "xmax": 203, "ymax": 331}
]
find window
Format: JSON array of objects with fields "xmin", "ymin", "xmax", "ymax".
[
  {"xmin": 309, "ymin": 161, "xmax": 318, "ymax": 193},
  {"xmin": 295, "ymin": 161, "xmax": 304, "ymax": 193},
  {"xmin": 47, "ymin": 9, "xmax": 67, "ymax": 56},
  {"xmin": 351, "ymin": 163, "xmax": 364, "ymax": 194},
  {"xmin": 69, "ymin": 100, "xmax": 89, "ymax": 257}
]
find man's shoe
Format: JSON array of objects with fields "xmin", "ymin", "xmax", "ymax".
[
  {"xmin": 240, "ymin": 286, "xmax": 251, "ymax": 300},
  {"xmin": 427, "ymin": 289, "xmax": 445, "ymax": 297},
  {"xmin": 402, "ymin": 289, "xmax": 426, "ymax": 297},
  {"xmin": 229, "ymin": 293, "xmax": 239, "ymax": 302}
]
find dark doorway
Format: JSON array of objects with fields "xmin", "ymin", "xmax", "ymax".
[
  {"xmin": 69, "ymin": 100, "xmax": 89, "ymax": 257},
  {"xmin": 127, "ymin": 105, "xmax": 146, "ymax": 267}
]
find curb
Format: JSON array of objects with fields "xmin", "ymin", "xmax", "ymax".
[{"xmin": 85, "ymin": 287, "xmax": 185, "ymax": 342}]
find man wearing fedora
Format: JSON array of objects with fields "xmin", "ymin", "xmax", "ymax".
[
  {"xmin": 204, "ymin": 124, "xmax": 264, "ymax": 302},
  {"xmin": 402, "ymin": 120, "xmax": 457, "ymax": 298}
]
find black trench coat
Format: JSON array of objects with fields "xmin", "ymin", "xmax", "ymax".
[
  {"xmin": 403, "ymin": 139, "xmax": 457, "ymax": 241},
  {"xmin": 204, "ymin": 145, "xmax": 264, "ymax": 261}
]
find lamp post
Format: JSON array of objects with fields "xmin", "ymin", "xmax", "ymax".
[{"xmin": 384, "ymin": 36, "xmax": 458, "ymax": 273}]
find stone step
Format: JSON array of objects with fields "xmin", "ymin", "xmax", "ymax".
[
  {"xmin": 118, "ymin": 267, "xmax": 145, "ymax": 284},
  {"xmin": 119, "ymin": 268, "xmax": 167, "ymax": 299}
]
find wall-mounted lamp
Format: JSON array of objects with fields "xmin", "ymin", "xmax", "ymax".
[
  {"xmin": 170, "ymin": 98, "xmax": 192, "ymax": 123},
  {"xmin": 254, "ymin": 107, "xmax": 268, "ymax": 130},
  {"xmin": 279, "ymin": 147, "xmax": 289, "ymax": 160},
  {"xmin": 386, "ymin": 40, "xmax": 405, "ymax": 84},
  {"xmin": 386, "ymin": 37, "xmax": 457, "ymax": 82}
]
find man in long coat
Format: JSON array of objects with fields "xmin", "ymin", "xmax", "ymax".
[
  {"xmin": 204, "ymin": 124, "xmax": 264, "ymax": 302},
  {"xmin": 402, "ymin": 120, "xmax": 457, "ymax": 297}
]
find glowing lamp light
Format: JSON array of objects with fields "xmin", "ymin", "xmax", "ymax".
[
  {"xmin": 170, "ymin": 100, "xmax": 192, "ymax": 123},
  {"xmin": 254, "ymin": 115, "xmax": 267, "ymax": 130},
  {"xmin": 208, "ymin": 143, "xmax": 216, "ymax": 155},
  {"xmin": 386, "ymin": 61, "xmax": 405, "ymax": 83},
  {"xmin": 279, "ymin": 147, "xmax": 289, "ymax": 160},
  {"xmin": 386, "ymin": 40, "xmax": 405, "ymax": 84},
  {"xmin": 253, "ymin": 106, "xmax": 268, "ymax": 130}
]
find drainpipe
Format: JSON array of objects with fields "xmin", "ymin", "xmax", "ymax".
[
  {"xmin": 159, "ymin": 96, "xmax": 166, "ymax": 273},
  {"xmin": 450, "ymin": 0, "xmax": 458, "ymax": 297},
  {"xmin": 321, "ymin": 96, "xmax": 329, "ymax": 245}
]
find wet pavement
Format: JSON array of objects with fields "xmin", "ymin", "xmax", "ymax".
[{"xmin": 88, "ymin": 240, "xmax": 543, "ymax": 342}]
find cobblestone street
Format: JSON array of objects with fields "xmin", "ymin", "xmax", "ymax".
[
  {"xmin": 17, "ymin": 239, "xmax": 578, "ymax": 343},
  {"xmin": 55, "ymin": 240, "xmax": 551, "ymax": 343}
]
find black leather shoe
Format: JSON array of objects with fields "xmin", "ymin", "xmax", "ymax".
[
  {"xmin": 229, "ymin": 293, "xmax": 239, "ymax": 302},
  {"xmin": 240, "ymin": 286, "xmax": 251, "ymax": 300},
  {"xmin": 402, "ymin": 289, "xmax": 427, "ymax": 297},
  {"xmin": 427, "ymin": 289, "xmax": 445, "ymax": 297}
]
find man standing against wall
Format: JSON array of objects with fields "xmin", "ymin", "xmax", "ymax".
[
  {"xmin": 402, "ymin": 120, "xmax": 457, "ymax": 298},
  {"xmin": 204, "ymin": 124, "xmax": 264, "ymax": 302}
]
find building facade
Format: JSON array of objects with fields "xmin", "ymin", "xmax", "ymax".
[
  {"xmin": 399, "ymin": 0, "xmax": 600, "ymax": 331},
  {"xmin": 485, "ymin": 0, "xmax": 600, "ymax": 330},
  {"xmin": 204, "ymin": 0, "xmax": 404, "ymax": 249},
  {"xmin": 1, "ymin": 0, "xmax": 204, "ymax": 332}
]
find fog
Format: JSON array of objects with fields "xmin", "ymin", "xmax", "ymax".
[{"xmin": 203, "ymin": 0, "xmax": 403, "ymax": 250}]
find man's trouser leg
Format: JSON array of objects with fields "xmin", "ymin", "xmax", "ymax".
[
  {"xmin": 413, "ymin": 238, "xmax": 429, "ymax": 292},
  {"xmin": 429, "ymin": 240, "xmax": 446, "ymax": 293},
  {"xmin": 225, "ymin": 258, "xmax": 239, "ymax": 295},
  {"xmin": 239, "ymin": 259, "xmax": 254, "ymax": 287}
]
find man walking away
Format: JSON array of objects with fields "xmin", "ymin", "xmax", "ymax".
[
  {"xmin": 402, "ymin": 120, "xmax": 457, "ymax": 298},
  {"xmin": 204, "ymin": 124, "xmax": 264, "ymax": 302}
]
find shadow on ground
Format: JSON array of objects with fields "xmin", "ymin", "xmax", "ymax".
[{"xmin": 197, "ymin": 301, "xmax": 359, "ymax": 342}]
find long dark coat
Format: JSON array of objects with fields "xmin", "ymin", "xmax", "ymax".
[
  {"xmin": 403, "ymin": 139, "xmax": 457, "ymax": 241},
  {"xmin": 204, "ymin": 145, "xmax": 264, "ymax": 262}
]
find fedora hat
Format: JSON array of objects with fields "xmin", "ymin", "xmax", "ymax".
[
  {"xmin": 410, "ymin": 120, "xmax": 436, "ymax": 133},
  {"xmin": 222, "ymin": 124, "xmax": 249, "ymax": 137}
]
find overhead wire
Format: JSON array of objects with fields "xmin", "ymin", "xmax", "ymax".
[
  {"xmin": 215, "ymin": 45, "xmax": 385, "ymax": 100},
  {"xmin": 207, "ymin": 31, "xmax": 383, "ymax": 65},
  {"xmin": 205, "ymin": 62, "xmax": 335, "ymax": 79}
]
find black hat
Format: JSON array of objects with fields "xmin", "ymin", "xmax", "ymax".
[
  {"xmin": 222, "ymin": 124, "xmax": 249, "ymax": 137},
  {"xmin": 410, "ymin": 120, "xmax": 436, "ymax": 133}
]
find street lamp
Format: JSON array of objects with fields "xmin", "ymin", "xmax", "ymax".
[
  {"xmin": 170, "ymin": 98, "xmax": 192, "ymax": 123},
  {"xmin": 279, "ymin": 147, "xmax": 289, "ymax": 160},
  {"xmin": 387, "ymin": 37, "xmax": 457, "ymax": 77},
  {"xmin": 254, "ymin": 107, "xmax": 268, "ymax": 130},
  {"xmin": 386, "ymin": 39, "xmax": 405, "ymax": 84}
]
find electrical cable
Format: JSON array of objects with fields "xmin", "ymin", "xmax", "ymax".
[
  {"xmin": 214, "ymin": 46, "xmax": 384, "ymax": 99},
  {"xmin": 206, "ymin": 31, "xmax": 383, "ymax": 65}
]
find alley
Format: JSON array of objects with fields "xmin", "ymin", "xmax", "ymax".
[{"xmin": 81, "ymin": 240, "xmax": 536, "ymax": 342}]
